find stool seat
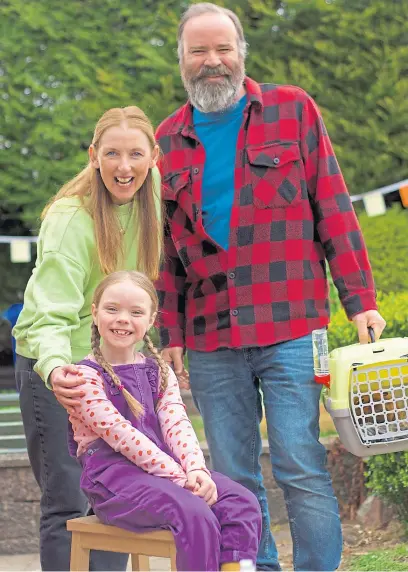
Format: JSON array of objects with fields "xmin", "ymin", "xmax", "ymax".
[{"xmin": 67, "ymin": 515, "xmax": 177, "ymax": 571}]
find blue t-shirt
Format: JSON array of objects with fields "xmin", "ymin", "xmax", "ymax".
[{"xmin": 193, "ymin": 95, "xmax": 246, "ymax": 250}]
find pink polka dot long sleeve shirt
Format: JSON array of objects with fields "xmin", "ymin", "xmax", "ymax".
[{"xmin": 69, "ymin": 356, "xmax": 209, "ymax": 487}]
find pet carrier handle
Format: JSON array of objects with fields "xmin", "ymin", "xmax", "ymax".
[{"xmin": 368, "ymin": 326, "xmax": 376, "ymax": 343}]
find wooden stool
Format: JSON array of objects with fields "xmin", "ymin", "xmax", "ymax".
[{"xmin": 67, "ymin": 515, "xmax": 177, "ymax": 571}]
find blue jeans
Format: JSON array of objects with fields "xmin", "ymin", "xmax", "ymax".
[{"xmin": 188, "ymin": 335, "xmax": 342, "ymax": 571}]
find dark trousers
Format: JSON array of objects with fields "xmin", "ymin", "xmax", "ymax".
[{"xmin": 15, "ymin": 354, "xmax": 129, "ymax": 571}]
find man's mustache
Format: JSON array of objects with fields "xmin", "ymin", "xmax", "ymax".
[{"xmin": 195, "ymin": 65, "xmax": 232, "ymax": 80}]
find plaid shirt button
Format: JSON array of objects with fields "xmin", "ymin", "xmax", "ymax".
[
  {"xmin": 231, "ymin": 309, "xmax": 239, "ymax": 316},
  {"xmin": 273, "ymin": 157, "xmax": 280, "ymax": 165},
  {"xmin": 193, "ymin": 167, "xmax": 199, "ymax": 174},
  {"xmin": 228, "ymin": 272, "xmax": 236, "ymax": 279}
]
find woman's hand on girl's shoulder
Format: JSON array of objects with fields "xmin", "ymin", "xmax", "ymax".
[
  {"xmin": 50, "ymin": 365, "xmax": 86, "ymax": 414},
  {"xmin": 185, "ymin": 470, "xmax": 218, "ymax": 506}
]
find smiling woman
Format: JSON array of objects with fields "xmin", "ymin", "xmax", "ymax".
[
  {"xmin": 89, "ymin": 126, "xmax": 159, "ymax": 207},
  {"xmin": 42, "ymin": 107, "xmax": 162, "ymax": 277},
  {"xmin": 11, "ymin": 106, "xmax": 162, "ymax": 572}
]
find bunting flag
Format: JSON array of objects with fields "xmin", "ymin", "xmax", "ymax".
[
  {"xmin": 399, "ymin": 185, "xmax": 408, "ymax": 208},
  {"xmin": 0, "ymin": 236, "xmax": 37, "ymax": 262},
  {"xmin": 351, "ymin": 178, "xmax": 408, "ymax": 216},
  {"xmin": 362, "ymin": 192, "xmax": 386, "ymax": 217},
  {"xmin": 10, "ymin": 240, "xmax": 32, "ymax": 263}
]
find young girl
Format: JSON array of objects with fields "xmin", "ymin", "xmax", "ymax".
[
  {"xmin": 69, "ymin": 270, "xmax": 261, "ymax": 571},
  {"xmin": 13, "ymin": 106, "xmax": 160, "ymax": 571}
]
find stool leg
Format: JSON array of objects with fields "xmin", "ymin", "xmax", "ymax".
[
  {"xmin": 70, "ymin": 532, "xmax": 90, "ymax": 571},
  {"xmin": 169, "ymin": 544, "xmax": 177, "ymax": 572},
  {"xmin": 131, "ymin": 553, "xmax": 150, "ymax": 571}
]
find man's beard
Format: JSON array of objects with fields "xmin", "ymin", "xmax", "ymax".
[{"xmin": 181, "ymin": 61, "xmax": 245, "ymax": 113}]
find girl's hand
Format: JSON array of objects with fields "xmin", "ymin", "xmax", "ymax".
[
  {"xmin": 185, "ymin": 470, "xmax": 218, "ymax": 506},
  {"xmin": 50, "ymin": 365, "xmax": 86, "ymax": 414}
]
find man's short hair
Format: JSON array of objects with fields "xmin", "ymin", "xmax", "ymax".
[{"xmin": 177, "ymin": 2, "xmax": 248, "ymax": 61}]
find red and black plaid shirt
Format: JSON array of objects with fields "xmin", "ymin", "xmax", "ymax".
[{"xmin": 155, "ymin": 77, "xmax": 376, "ymax": 351}]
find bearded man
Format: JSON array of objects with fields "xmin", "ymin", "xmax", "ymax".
[{"xmin": 155, "ymin": 3, "xmax": 385, "ymax": 570}]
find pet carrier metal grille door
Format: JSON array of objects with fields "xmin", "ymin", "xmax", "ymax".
[{"xmin": 350, "ymin": 360, "xmax": 408, "ymax": 445}]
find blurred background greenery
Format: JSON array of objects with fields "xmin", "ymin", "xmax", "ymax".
[{"xmin": 1, "ymin": 0, "xmax": 408, "ymax": 308}]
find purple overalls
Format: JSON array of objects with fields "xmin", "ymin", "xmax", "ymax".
[{"xmin": 68, "ymin": 358, "xmax": 261, "ymax": 571}]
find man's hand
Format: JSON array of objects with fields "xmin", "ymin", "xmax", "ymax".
[
  {"xmin": 185, "ymin": 470, "xmax": 218, "ymax": 506},
  {"xmin": 352, "ymin": 310, "xmax": 386, "ymax": 344},
  {"xmin": 50, "ymin": 365, "xmax": 86, "ymax": 414},
  {"xmin": 161, "ymin": 347, "xmax": 190, "ymax": 390}
]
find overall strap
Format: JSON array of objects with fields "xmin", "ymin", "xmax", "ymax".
[{"xmin": 144, "ymin": 357, "xmax": 162, "ymax": 405}]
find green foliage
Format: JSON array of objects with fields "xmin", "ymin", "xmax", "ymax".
[
  {"xmin": 1, "ymin": 0, "xmax": 408, "ymax": 230},
  {"xmin": 1, "ymin": 0, "xmax": 408, "ymax": 307},
  {"xmin": 358, "ymin": 206, "xmax": 408, "ymax": 294},
  {"xmin": 348, "ymin": 544, "xmax": 408, "ymax": 571},
  {"xmin": 365, "ymin": 452, "xmax": 408, "ymax": 527},
  {"xmin": 328, "ymin": 290, "xmax": 408, "ymax": 351},
  {"xmin": 0, "ymin": 0, "xmax": 184, "ymax": 227}
]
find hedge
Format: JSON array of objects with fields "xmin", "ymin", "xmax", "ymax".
[
  {"xmin": 365, "ymin": 452, "xmax": 408, "ymax": 527},
  {"xmin": 328, "ymin": 290, "xmax": 408, "ymax": 351},
  {"xmin": 358, "ymin": 205, "xmax": 408, "ymax": 295}
]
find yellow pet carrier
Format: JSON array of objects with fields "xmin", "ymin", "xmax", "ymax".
[{"xmin": 324, "ymin": 330, "xmax": 408, "ymax": 456}]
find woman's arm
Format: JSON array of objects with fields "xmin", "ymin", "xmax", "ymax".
[
  {"xmin": 28, "ymin": 251, "xmax": 87, "ymax": 385},
  {"xmin": 16, "ymin": 203, "xmax": 92, "ymax": 387}
]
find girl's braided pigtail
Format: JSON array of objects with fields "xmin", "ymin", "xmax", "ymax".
[
  {"xmin": 143, "ymin": 333, "xmax": 169, "ymax": 394},
  {"xmin": 91, "ymin": 322, "xmax": 144, "ymax": 418}
]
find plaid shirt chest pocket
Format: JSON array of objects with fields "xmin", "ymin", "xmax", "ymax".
[
  {"xmin": 247, "ymin": 142, "xmax": 303, "ymax": 209},
  {"xmin": 163, "ymin": 169, "xmax": 196, "ymax": 230}
]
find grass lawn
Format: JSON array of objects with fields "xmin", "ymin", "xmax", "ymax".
[
  {"xmin": 190, "ymin": 402, "xmax": 337, "ymax": 443},
  {"xmin": 347, "ymin": 545, "xmax": 408, "ymax": 571}
]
